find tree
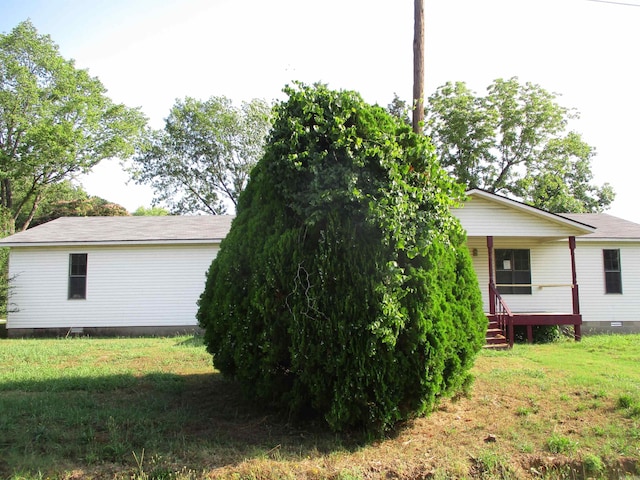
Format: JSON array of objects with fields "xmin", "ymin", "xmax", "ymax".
[
  {"xmin": 197, "ymin": 83, "xmax": 486, "ymax": 435},
  {"xmin": 388, "ymin": 93, "xmax": 412, "ymax": 125},
  {"xmin": 424, "ymin": 77, "xmax": 614, "ymax": 213},
  {"xmin": 131, "ymin": 96, "xmax": 272, "ymax": 214},
  {"xmin": 132, "ymin": 205, "xmax": 169, "ymax": 216},
  {"xmin": 0, "ymin": 21, "xmax": 147, "ymax": 232},
  {"xmin": 16, "ymin": 180, "xmax": 128, "ymax": 228},
  {"xmin": 412, "ymin": 0, "xmax": 425, "ymax": 133}
]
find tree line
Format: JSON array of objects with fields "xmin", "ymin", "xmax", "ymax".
[
  {"xmin": 133, "ymin": 77, "xmax": 615, "ymax": 217},
  {"xmin": 1, "ymin": 20, "xmax": 614, "ymax": 235}
]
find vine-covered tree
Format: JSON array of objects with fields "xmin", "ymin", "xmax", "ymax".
[
  {"xmin": 424, "ymin": 78, "xmax": 614, "ymax": 213},
  {"xmin": 131, "ymin": 96, "xmax": 272, "ymax": 214},
  {"xmin": 197, "ymin": 83, "xmax": 486, "ymax": 435},
  {"xmin": 0, "ymin": 21, "xmax": 147, "ymax": 233}
]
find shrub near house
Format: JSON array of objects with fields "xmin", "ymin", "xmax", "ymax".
[{"xmin": 197, "ymin": 83, "xmax": 486, "ymax": 435}]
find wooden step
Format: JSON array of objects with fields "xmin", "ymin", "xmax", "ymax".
[
  {"xmin": 484, "ymin": 325, "xmax": 510, "ymax": 349},
  {"xmin": 485, "ymin": 335, "xmax": 507, "ymax": 345},
  {"xmin": 483, "ymin": 342, "xmax": 510, "ymax": 350},
  {"xmin": 485, "ymin": 313, "xmax": 510, "ymax": 348}
]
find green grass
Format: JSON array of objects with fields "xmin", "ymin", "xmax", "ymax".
[{"xmin": 0, "ymin": 334, "xmax": 639, "ymax": 479}]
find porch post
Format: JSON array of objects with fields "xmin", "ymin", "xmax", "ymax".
[
  {"xmin": 487, "ymin": 236, "xmax": 495, "ymax": 315},
  {"xmin": 569, "ymin": 236, "xmax": 582, "ymax": 341}
]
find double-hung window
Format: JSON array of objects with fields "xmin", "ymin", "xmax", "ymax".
[
  {"xmin": 68, "ymin": 253, "xmax": 88, "ymax": 299},
  {"xmin": 495, "ymin": 249, "xmax": 532, "ymax": 294},
  {"xmin": 603, "ymin": 249, "xmax": 622, "ymax": 294}
]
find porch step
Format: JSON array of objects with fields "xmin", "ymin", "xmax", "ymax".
[
  {"xmin": 484, "ymin": 321, "xmax": 510, "ymax": 349},
  {"xmin": 485, "ymin": 331, "xmax": 506, "ymax": 344},
  {"xmin": 483, "ymin": 342, "xmax": 510, "ymax": 350}
]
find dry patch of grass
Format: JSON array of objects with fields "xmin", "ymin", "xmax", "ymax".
[{"xmin": 0, "ymin": 335, "xmax": 639, "ymax": 479}]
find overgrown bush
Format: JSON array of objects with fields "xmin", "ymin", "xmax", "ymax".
[
  {"xmin": 514, "ymin": 325, "xmax": 561, "ymax": 344},
  {"xmin": 197, "ymin": 83, "xmax": 487, "ymax": 435}
]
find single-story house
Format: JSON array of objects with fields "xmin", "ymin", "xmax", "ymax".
[
  {"xmin": 454, "ymin": 189, "xmax": 640, "ymax": 344},
  {"xmin": 1, "ymin": 189, "xmax": 639, "ymax": 340},
  {"xmin": 0, "ymin": 216, "xmax": 233, "ymax": 337}
]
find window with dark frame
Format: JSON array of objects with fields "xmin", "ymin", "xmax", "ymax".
[
  {"xmin": 68, "ymin": 253, "xmax": 88, "ymax": 299},
  {"xmin": 603, "ymin": 249, "xmax": 622, "ymax": 294},
  {"xmin": 495, "ymin": 249, "xmax": 532, "ymax": 295}
]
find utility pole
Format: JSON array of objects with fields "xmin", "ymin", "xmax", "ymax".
[{"xmin": 412, "ymin": 0, "xmax": 425, "ymax": 134}]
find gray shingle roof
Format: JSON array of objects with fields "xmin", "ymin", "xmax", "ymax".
[
  {"xmin": 561, "ymin": 213, "xmax": 640, "ymax": 240},
  {"xmin": 0, "ymin": 216, "xmax": 235, "ymax": 246},
  {"xmin": 2, "ymin": 211, "xmax": 638, "ymax": 246}
]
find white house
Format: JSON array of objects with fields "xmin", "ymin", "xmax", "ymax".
[
  {"xmin": 0, "ymin": 216, "xmax": 233, "ymax": 337},
  {"xmin": 1, "ymin": 190, "xmax": 639, "ymax": 339}
]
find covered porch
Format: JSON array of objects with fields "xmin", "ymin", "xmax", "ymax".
[
  {"xmin": 486, "ymin": 235, "xmax": 582, "ymax": 348},
  {"xmin": 486, "ymin": 236, "xmax": 582, "ymax": 347},
  {"xmin": 450, "ymin": 190, "xmax": 596, "ymax": 348}
]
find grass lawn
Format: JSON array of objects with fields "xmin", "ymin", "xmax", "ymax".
[{"xmin": 0, "ymin": 334, "xmax": 639, "ymax": 479}]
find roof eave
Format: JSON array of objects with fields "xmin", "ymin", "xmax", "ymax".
[
  {"xmin": 575, "ymin": 237, "xmax": 640, "ymax": 243},
  {"xmin": 465, "ymin": 189, "xmax": 597, "ymax": 235},
  {"xmin": 0, "ymin": 239, "xmax": 224, "ymax": 248}
]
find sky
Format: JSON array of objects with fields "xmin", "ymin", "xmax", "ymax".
[{"xmin": 2, "ymin": 0, "xmax": 640, "ymax": 221}]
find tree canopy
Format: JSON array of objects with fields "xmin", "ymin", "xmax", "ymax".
[
  {"xmin": 197, "ymin": 83, "xmax": 486, "ymax": 435},
  {"xmin": 390, "ymin": 77, "xmax": 614, "ymax": 213},
  {"xmin": 131, "ymin": 96, "xmax": 272, "ymax": 214},
  {"xmin": 21, "ymin": 181, "xmax": 128, "ymax": 228},
  {"xmin": 0, "ymin": 21, "xmax": 147, "ymax": 232},
  {"xmin": 132, "ymin": 205, "xmax": 169, "ymax": 216}
]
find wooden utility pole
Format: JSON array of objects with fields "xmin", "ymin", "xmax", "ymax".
[{"xmin": 412, "ymin": 0, "xmax": 425, "ymax": 133}]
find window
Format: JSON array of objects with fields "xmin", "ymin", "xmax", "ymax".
[
  {"xmin": 603, "ymin": 249, "xmax": 622, "ymax": 294},
  {"xmin": 495, "ymin": 249, "xmax": 531, "ymax": 294},
  {"xmin": 68, "ymin": 253, "xmax": 88, "ymax": 299}
]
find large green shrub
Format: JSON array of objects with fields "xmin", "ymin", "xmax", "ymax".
[{"xmin": 197, "ymin": 83, "xmax": 486, "ymax": 434}]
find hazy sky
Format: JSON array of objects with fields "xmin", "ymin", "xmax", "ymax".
[{"xmin": 2, "ymin": 0, "xmax": 640, "ymax": 221}]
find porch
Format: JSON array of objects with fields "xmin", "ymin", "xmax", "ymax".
[
  {"xmin": 448, "ymin": 189, "xmax": 598, "ymax": 348},
  {"xmin": 483, "ymin": 236, "xmax": 582, "ymax": 348}
]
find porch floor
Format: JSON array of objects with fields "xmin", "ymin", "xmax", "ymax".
[{"xmin": 485, "ymin": 312, "xmax": 582, "ymax": 347}]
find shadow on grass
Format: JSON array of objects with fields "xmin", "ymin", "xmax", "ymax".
[{"xmin": 0, "ymin": 371, "xmax": 353, "ymax": 476}]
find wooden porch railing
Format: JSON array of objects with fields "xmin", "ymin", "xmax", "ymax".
[{"xmin": 490, "ymin": 283, "xmax": 515, "ymax": 348}]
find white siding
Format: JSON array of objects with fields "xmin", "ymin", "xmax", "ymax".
[
  {"xmin": 466, "ymin": 237, "xmax": 575, "ymax": 314},
  {"xmin": 453, "ymin": 196, "xmax": 584, "ymax": 238},
  {"xmin": 575, "ymin": 241, "xmax": 640, "ymax": 324},
  {"xmin": 6, "ymin": 244, "xmax": 219, "ymax": 329}
]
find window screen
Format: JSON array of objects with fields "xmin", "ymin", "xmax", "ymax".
[
  {"xmin": 495, "ymin": 249, "xmax": 532, "ymax": 294},
  {"xmin": 603, "ymin": 249, "xmax": 622, "ymax": 294},
  {"xmin": 69, "ymin": 253, "xmax": 88, "ymax": 299}
]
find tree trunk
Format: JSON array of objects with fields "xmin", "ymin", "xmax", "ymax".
[
  {"xmin": 2, "ymin": 179, "xmax": 12, "ymax": 210},
  {"xmin": 412, "ymin": 0, "xmax": 425, "ymax": 134},
  {"xmin": 20, "ymin": 192, "xmax": 42, "ymax": 231}
]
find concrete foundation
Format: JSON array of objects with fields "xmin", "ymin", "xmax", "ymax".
[
  {"xmin": 582, "ymin": 321, "xmax": 640, "ymax": 335},
  {"xmin": 6, "ymin": 325, "xmax": 203, "ymax": 338}
]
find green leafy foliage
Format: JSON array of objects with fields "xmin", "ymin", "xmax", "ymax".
[
  {"xmin": 425, "ymin": 78, "xmax": 615, "ymax": 213},
  {"xmin": 513, "ymin": 325, "xmax": 561, "ymax": 344},
  {"xmin": 389, "ymin": 78, "xmax": 614, "ymax": 213},
  {"xmin": 198, "ymin": 83, "xmax": 486, "ymax": 435},
  {"xmin": 131, "ymin": 96, "xmax": 272, "ymax": 214},
  {"xmin": 132, "ymin": 205, "xmax": 169, "ymax": 216},
  {"xmin": 546, "ymin": 434, "xmax": 578, "ymax": 454},
  {"xmin": 17, "ymin": 181, "xmax": 129, "ymax": 228},
  {"xmin": 0, "ymin": 21, "xmax": 147, "ymax": 231}
]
